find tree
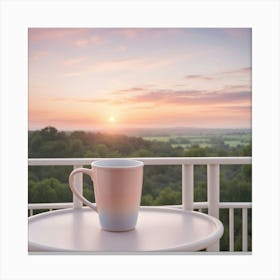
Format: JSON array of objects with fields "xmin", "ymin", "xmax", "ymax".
[
  {"xmin": 154, "ymin": 187, "xmax": 181, "ymax": 205},
  {"xmin": 70, "ymin": 139, "xmax": 84, "ymax": 157},
  {"xmin": 141, "ymin": 194, "xmax": 154, "ymax": 205},
  {"xmin": 40, "ymin": 126, "xmax": 58, "ymax": 140},
  {"xmin": 94, "ymin": 144, "xmax": 109, "ymax": 157},
  {"xmin": 28, "ymin": 178, "xmax": 72, "ymax": 203}
]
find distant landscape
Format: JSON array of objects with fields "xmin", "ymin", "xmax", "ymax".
[
  {"xmin": 29, "ymin": 126, "xmax": 251, "ymax": 149},
  {"xmin": 28, "ymin": 126, "xmax": 252, "ymax": 251},
  {"xmin": 141, "ymin": 128, "xmax": 251, "ymax": 148},
  {"xmin": 108, "ymin": 127, "xmax": 252, "ymax": 136}
]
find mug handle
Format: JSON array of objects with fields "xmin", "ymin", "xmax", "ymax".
[{"xmin": 69, "ymin": 167, "xmax": 97, "ymax": 211}]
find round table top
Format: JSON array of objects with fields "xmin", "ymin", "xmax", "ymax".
[{"xmin": 28, "ymin": 207, "xmax": 223, "ymax": 252}]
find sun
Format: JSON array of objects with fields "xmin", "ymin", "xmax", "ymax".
[{"xmin": 108, "ymin": 116, "xmax": 116, "ymax": 123}]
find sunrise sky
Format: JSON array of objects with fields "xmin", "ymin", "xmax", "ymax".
[{"xmin": 28, "ymin": 28, "xmax": 251, "ymax": 131}]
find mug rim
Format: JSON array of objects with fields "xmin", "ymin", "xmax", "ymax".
[{"xmin": 91, "ymin": 159, "xmax": 144, "ymax": 169}]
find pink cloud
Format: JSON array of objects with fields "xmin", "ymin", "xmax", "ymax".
[
  {"xmin": 222, "ymin": 84, "xmax": 251, "ymax": 92},
  {"xmin": 128, "ymin": 89, "xmax": 251, "ymax": 106},
  {"xmin": 215, "ymin": 105, "xmax": 251, "ymax": 113},
  {"xmin": 185, "ymin": 74, "xmax": 214, "ymax": 81},
  {"xmin": 54, "ymin": 88, "xmax": 251, "ymax": 109},
  {"xmin": 74, "ymin": 34, "xmax": 105, "ymax": 47},
  {"xmin": 28, "ymin": 28, "xmax": 86, "ymax": 42},
  {"xmin": 63, "ymin": 58, "xmax": 147, "ymax": 76},
  {"xmin": 219, "ymin": 67, "xmax": 251, "ymax": 75},
  {"xmin": 113, "ymin": 87, "xmax": 146, "ymax": 95},
  {"xmin": 51, "ymin": 97, "xmax": 110, "ymax": 104},
  {"xmin": 87, "ymin": 53, "xmax": 190, "ymax": 74},
  {"xmin": 184, "ymin": 67, "xmax": 251, "ymax": 81},
  {"xmin": 30, "ymin": 50, "xmax": 49, "ymax": 60},
  {"xmin": 116, "ymin": 28, "xmax": 189, "ymax": 40}
]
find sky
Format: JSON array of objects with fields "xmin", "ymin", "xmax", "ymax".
[{"xmin": 29, "ymin": 28, "xmax": 251, "ymax": 131}]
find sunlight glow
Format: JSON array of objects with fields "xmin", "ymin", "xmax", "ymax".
[{"xmin": 108, "ymin": 116, "xmax": 116, "ymax": 123}]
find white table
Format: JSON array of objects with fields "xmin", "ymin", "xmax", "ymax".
[{"xmin": 28, "ymin": 207, "xmax": 223, "ymax": 252}]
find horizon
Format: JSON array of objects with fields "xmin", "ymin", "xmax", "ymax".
[
  {"xmin": 29, "ymin": 28, "xmax": 252, "ymax": 131},
  {"xmin": 28, "ymin": 125, "xmax": 252, "ymax": 135}
]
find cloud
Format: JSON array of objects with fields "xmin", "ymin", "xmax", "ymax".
[
  {"xmin": 185, "ymin": 74, "xmax": 214, "ymax": 81},
  {"xmin": 128, "ymin": 89, "xmax": 251, "ymax": 106},
  {"xmin": 220, "ymin": 67, "xmax": 251, "ymax": 75},
  {"xmin": 62, "ymin": 57, "xmax": 178, "ymax": 77},
  {"xmin": 63, "ymin": 58, "xmax": 148, "ymax": 76},
  {"xmin": 29, "ymin": 28, "xmax": 105, "ymax": 50},
  {"xmin": 30, "ymin": 50, "xmax": 49, "ymax": 60},
  {"xmin": 56, "ymin": 88, "xmax": 251, "ymax": 108},
  {"xmin": 28, "ymin": 28, "xmax": 86, "ymax": 42},
  {"xmin": 184, "ymin": 67, "xmax": 251, "ymax": 82},
  {"xmin": 74, "ymin": 35, "xmax": 105, "ymax": 47},
  {"xmin": 52, "ymin": 97, "xmax": 109, "ymax": 103},
  {"xmin": 114, "ymin": 28, "xmax": 157, "ymax": 40},
  {"xmin": 116, "ymin": 28, "xmax": 189, "ymax": 40},
  {"xmin": 216, "ymin": 105, "xmax": 251, "ymax": 112},
  {"xmin": 89, "ymin": 55, "xmax": 184, "ymax": 73},
  {"xmin": 121, "ymin": 87, "xmax": 145, "ymax": 92},
  {"xmin": 113, "ymin": 87, "xmax": 146, "ymax": 95},
  {"xmin": 222, "ymin": 84, "xmax": 251, "ymax": 92},
  {"xmin": 77, "ymin": 98, "xmax": 109, "ymax": 103},
  {"xmin": 63, "ymin": 53, "xmax": 187, "ymax": 77}
]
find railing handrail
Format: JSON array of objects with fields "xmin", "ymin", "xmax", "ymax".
[
  {"xmin": 28, "ymin": 201, "xmax": 252, "ymax": 210},
  {"xmin": 28, "ymin": 156, "xmax": 252, "ymax": 166}
]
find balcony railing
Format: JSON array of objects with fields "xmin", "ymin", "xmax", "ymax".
[{"xmin": 28, "ymin": 157, "xmax": 252, "ymax": 252}]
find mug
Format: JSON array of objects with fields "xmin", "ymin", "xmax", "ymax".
[{"xmin": 69, "ymin": 159, "xmax": 144, "ymax": 232}]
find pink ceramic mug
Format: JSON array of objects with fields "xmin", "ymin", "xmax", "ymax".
[{"xmin": 69, "ymin": 159, "xmax": 144, "ymax": 232}]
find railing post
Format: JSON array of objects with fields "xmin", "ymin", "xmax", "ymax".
[
  {"xmin": 182, "ymin": 164, "xmax": 194, "ymax": 211},
  {"xmin": 73, "ymin": 165, "xmax": 83, "ymax": 208},
  {"xmin": 242, "ymin": 208, "xmax": 248, "ymax": 252},
  {"xmin": 207, "ymin": 164, "xmax": 220, "ymax": 251},
  {"xmin": 229, "ymin": 208, "xmax": 234, "ymax": 251}
]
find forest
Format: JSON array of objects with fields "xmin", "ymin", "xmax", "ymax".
[{"xmin": 28, "ymin": 126, "xmax": 252, "ymax": 251}]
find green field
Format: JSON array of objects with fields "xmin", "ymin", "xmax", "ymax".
[{"xmin": 143, "ymin": 133, "xmax": 251, "ymax": 150}]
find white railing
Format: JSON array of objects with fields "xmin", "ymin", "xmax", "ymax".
[{"xmin": 28, "ymin": 157, "xmax": 252, "ymax": 252}]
